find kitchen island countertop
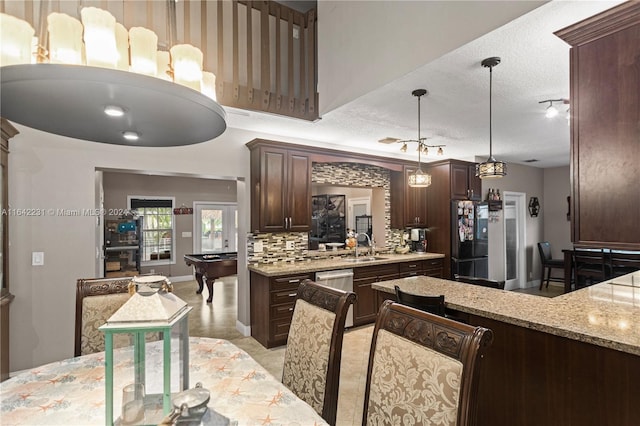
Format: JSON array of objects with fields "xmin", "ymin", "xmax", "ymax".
[
  {"xmin": 373, "ymin": 272, "xmax": 640, "ymax": 356},
  {"xmin": 248, "ymin": 252, "xmax": 445, "ymax": 277}
]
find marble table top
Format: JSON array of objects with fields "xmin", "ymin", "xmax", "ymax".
[{"xmin": 373, "ymin": 272, "xmax": 640, "ymax": 356}]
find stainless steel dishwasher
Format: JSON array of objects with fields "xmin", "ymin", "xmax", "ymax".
[{"xmin": 315, "ymin": 269, "xmax": 354, "ymax": 327}]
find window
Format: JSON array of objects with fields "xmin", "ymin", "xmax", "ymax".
[{"xmin": 129, "ymin": 197, "xmax": 174, "ymax": 264}]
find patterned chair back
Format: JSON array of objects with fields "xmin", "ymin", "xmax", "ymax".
[
  {"xmin": 362, "ymin": 301, "xmax": 493, "ymax": 426},
  {"xmin": 74, "ymin": 277, "xmax": 132, "ymax": 356},
  {"xmin": 281, "ymin": 279, "xmax": 356, "ymax": 426}
]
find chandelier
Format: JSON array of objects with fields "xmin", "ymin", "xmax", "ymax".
[
  {"xmin": 0, "ymin": 0, "xmax": 226, "ymax": 147},
  {"xmin": 476, "ymin": 57, "xmax": 507, "ymax": 179},
  {"xmin": 398, "ymin": 89, "xmax": 445, "ymax": 188}
]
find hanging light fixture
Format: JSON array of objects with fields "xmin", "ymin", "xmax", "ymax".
[
  {"xmin": 476, "ymin": 57, "xmax": 507, "ymax": 179},
  {"xmin": 0, "ymin": 0, "xmax": 226, "ymax": 147},
  {"xmin": 407, "ymin": 89, "xmax": 432, "ymax": 188}
]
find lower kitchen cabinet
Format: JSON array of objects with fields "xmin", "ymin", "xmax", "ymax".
[
  {"xmin": 353, "ymin": 264, "xmax": 400, "ymax": 326},
  {"xmin": 249, "ymin": 271, "xmax": 312, "ymax": 348},
  {"xmin": 399, "ymin": 258, "xmax": 444, "ymax": 278}
]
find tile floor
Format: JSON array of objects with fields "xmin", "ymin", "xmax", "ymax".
[{"xmin": 173, "ymin": 277, "xmax": 562, "ymax": 425}]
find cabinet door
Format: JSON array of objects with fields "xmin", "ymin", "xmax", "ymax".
[
  {"xmin": 287, "ymin": 152, "xmax": 312, "ymax": 232},
  {"xmin": 404, "ymin": 166, "xmax": 428, "ymax": 227},
  {"xmin": 259, "ymin": 148, "xmax": 288, "ymax": 232},
  {"xmin": 353, "ymin": 276, "xmax": 378, "ymax": 326},
  {"xmin": 467, "ymin": 164, "xmax": 482, "ymax": 200},
  {"xmin": 451, "ymin": 163, "xmax": 470, "ymax": 199}
]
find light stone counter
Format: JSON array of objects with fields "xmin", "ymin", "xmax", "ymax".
[
  {"xmin": 373, "ymin": 272, "xmax": 640, "ymax": 356},
  {"xmin": 248, "ymin": 252, "xmax": 445, "ymax": 277}
]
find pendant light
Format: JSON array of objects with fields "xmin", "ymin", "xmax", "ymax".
[
  {"xmin": 408, "ymin": 89, "xmax": 432, "ymax": 188},
  {"xmin": 476, "ymin": 57, "xmax": 507, "ymax": 179}
]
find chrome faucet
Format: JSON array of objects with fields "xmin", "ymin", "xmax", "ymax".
[{"xmin": 355, "ymin": 233, "xmax": 374, "ymax": 258}]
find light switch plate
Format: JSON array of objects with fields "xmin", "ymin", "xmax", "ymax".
[
  {"xmin": 286, "ymin": 241, "xmax": 295, "ymax": 251},
  {"xmin": 181, "ymin": 231, "xmax": 192, "ymax": 238},
  {"xmin": 254, "ymin": 241, "xmax": 264, "ymax": 253},
  {"xmin": 32, "ymin": 252, "xmax": 44, "ymax": 266}
]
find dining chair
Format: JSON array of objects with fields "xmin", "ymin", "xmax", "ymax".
[
  {"xmin": 394, "ymin": 285, "xmax": 445, "ymax": 316},
  {"xmin": 454, "ymin": 274, "xmax": 506, "ymax": 290},
  {"xmin": 537, "ymin": 242, "xmax": 565, "ymax": 290},
  {"xmin": 281, "ymin": 279, "xmax": 356, "ymax": 426},
  {"xmin": 608, "ymin": 250, "xmax": 640, "ymax": 279},
  {"xmin": 573, "ymin": 248, "xmax": 608, "ymax": 288},
  {"xmin": 362, "ymin": 301, "xmax": 493, "ymax": 426},
  {"xmin": 74, "ymin": 277, "xmax": 133, "ymax": 356}
]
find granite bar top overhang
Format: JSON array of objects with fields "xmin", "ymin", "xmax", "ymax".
[
  {"xmin": 373, "ymin": 272, "xmax": 640, "ymax": 356},
  {"xmin": 248, "ymin": 252, "xmax": 445, "ymax": 277}
]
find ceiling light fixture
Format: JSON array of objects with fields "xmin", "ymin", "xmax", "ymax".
[
  {"xmin": 123, "ymin": 131, "xmax": 140, "ymax": 141},
  {"xmin": 476, "ymin": 57, "xmax": 507, "ymax": 179},
  {"xmin": 539, "ymin": 98, "xmax": 569, "ymax": 119},
  {"xmin": 104, "ymin": 105, "xmax": 125, "ymax": 117},
  {"xmin": 0, "ymin": 1, "xmax": 226, "ymax": 147}
]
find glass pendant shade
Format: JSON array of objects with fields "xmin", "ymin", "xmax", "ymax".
[
  {"xmin": 170, "ymin": 44, "xmax": 204, "ymax": 91},
  {"xmin": 81, "ymin": 7, "xmax": 118, "ymax": 69},
  {"xmin": 47, "ymin": 12, "xmax": 83, "ymax": 65},
  {"xmin": 114, "ymin": 23, "xmax": 129, "ymax": 71},
  {"xmin": 156, "ymin": 51, "xmax": 172, "ymax": 81},
  {"xmin": 129, "ymin": 26, "xmax": 158, "ymax": 76},
  {"xmin": 476, "ymin": 156, "xmax": 507, "ymax": 178},
  {"xmin": 0, "ymin": 13, "xmax": 35, "ymax": 66},
  {"xmin": 202, "ymin": 71, "xmax": 217, "ymax": 101},
  {"xmin": 408, "ymin": 168, "xmax": 432, "ymax": 187}
]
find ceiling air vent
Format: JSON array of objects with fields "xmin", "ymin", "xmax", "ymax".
[{"xmin": 523, "ymin": 159, "xmax": 539, "ymax": 163}]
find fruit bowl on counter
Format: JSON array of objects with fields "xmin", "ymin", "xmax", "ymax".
[
  {"xmin": 325, "ymin": 242, "xmax": 345, "ymax": 252},
  {"xmin": 395, "ymin": 245, "xmax": 411, "ymax": 254}
]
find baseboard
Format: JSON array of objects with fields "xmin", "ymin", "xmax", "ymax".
[{"xmin": 236, "ymin": 320, "xmax": 251, "ymax": 337}]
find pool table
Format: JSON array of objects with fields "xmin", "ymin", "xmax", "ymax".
[{"xmin": 184, "ymin": 252, "xmax": 238, "ymax": 303}]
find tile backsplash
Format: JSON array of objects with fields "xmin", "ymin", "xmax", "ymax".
[{"xmin": 248, "ymin": 162, "xmax": 404, "ymax": 264}]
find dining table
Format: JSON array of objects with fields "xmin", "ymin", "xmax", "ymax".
[{"xmin": 0, "ymin": 336, "xmax": 328, "ymax": 426}]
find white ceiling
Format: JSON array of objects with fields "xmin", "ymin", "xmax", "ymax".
[{"xmin": 225, "ymin": 0, "xmax": 625, "ymax": 169}]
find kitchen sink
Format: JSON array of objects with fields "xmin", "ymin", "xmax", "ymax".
[{"xmin": 343, "ymin": 256, "xmax": 388, "ymax": 263}]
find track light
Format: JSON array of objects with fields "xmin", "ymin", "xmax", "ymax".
[{"xmin": 539, "ymin": 98, "xmax": 569, "ymax": 119}]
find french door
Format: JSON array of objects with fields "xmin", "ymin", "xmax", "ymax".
[{"xmin": 194, "ymin": 203, "xmax": 237, "ymax": 253}]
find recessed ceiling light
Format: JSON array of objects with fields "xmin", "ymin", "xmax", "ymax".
[
  {"xmin": 104, "ymin": 105, "xmax": 125, "ymax": 117},
  {"xmin": 123, "ymin": 131, "xmax": 139, "ymax": 141}
]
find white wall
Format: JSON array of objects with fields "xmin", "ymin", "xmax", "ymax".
[
  {"xmin": 7, "ymin": 123, "xmax": 318, "ymax": 371},
  {"xmin": 543, "ymin": 166, "xmax": 572, "ymax": 257},
  {"xmin": 316, "ymin": 1, "xmax": 545, "ymax": 114}
]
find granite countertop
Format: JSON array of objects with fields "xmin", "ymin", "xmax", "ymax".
[
  {"xmin": 373, "ymin": 272, "xmax": 640, "ymax": 356},
  {"xmin": 248, "ymin": 252, "xmax": 445, "ymax": 277}
]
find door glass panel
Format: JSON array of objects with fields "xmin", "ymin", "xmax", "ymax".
[
  {"xmin": 195, "ymin": 203, "xmax": 237, "ymax": 253},
  {"xmin": 504, "ymin": 201, "xmax": 517, "ymax": 281}
]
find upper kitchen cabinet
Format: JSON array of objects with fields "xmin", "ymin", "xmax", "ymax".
[
  {"xmin": 390, "ymin": 165, "xmax": 428, "ymax": 228},
  {"xmin": 555, "ymin": 2, "xmax": 640, "ymax": 250},
  {"xmin": 450, "ymin": 161, "xmax": 482, "ymax": 201},
  {"xmin": 248, "ymin": 140, "xmax": 312, "ymax": 233}
]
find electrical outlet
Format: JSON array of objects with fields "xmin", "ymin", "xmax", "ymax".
[
  {"xmin": 150, "ymin": 269, "xmax": 155, "ymax": 274},
  {"xmin": 32, "ymin": 252, "xmax": 44, "ymax": 266},
  {"xmin": 254, "ymin": 241, "xmax": 264, "ymax": 253},
  {"xmin": 286, "ymin": 241, "xmax": 295, "ymax": 251}
]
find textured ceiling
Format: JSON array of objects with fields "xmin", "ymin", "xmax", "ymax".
[{"xmin": 226, "ymin": 0, "xmax": 625, "ymax": 168}]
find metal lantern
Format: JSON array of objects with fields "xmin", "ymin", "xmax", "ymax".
[{"xmin": 100, "ymin": 279, "xmax": 192, "ymax": 425}]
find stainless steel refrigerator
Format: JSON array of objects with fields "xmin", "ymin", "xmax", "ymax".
[{"xmin": 451, "ymin": 200, "xmax": 489, "ymax": 278}]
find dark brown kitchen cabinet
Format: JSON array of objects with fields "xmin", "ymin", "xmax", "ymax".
[
  {"xmin": 0, "ymin": 118, "xmax": 17, "ymax": 382},
  {"xmin": 249, "ymin": 271, "xmax": 313, "ymax": 348},
  {"xmin": 353, "ymin": 264, "xmax": 400, "ymax": 326},
  {"xmin": 555, "ymin": 2, "xmax": 640, "ymax": 250},
  {"xmin": 390, "ymin": 166, "xmax": 428, "ymax": 229},
  {"xmin": 248, "ymin": 140, "xmax": 312, "ymax": 233},
  {"xmin": 451, "ymin": 161, "xmax": 481, "ymax": 201}
]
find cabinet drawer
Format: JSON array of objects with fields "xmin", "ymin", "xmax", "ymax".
[
  {"xmin": 272, "ymin": 319, "xmax": 292, "ymax": 345},
  {"xmin": 270, "ymin": 274, "xmax": 312, "ymax": 290},
  {"xmin": 424, "ymin": 258, "xmax": 443, "ymax": 268},
  {"xmin": 271, "ymin": 288, "xmax": 298, "ymax": 305},
  {"xmin": 399, "ymin": 261, "xmax": 425, "ymax": 273},
  {"xmin": 354, "ymin": 264, "xmax": 399, "ymax": 279},
  {"xmin": 271, "ymin": 302, "xmax": 296, "ymax": 320}
]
